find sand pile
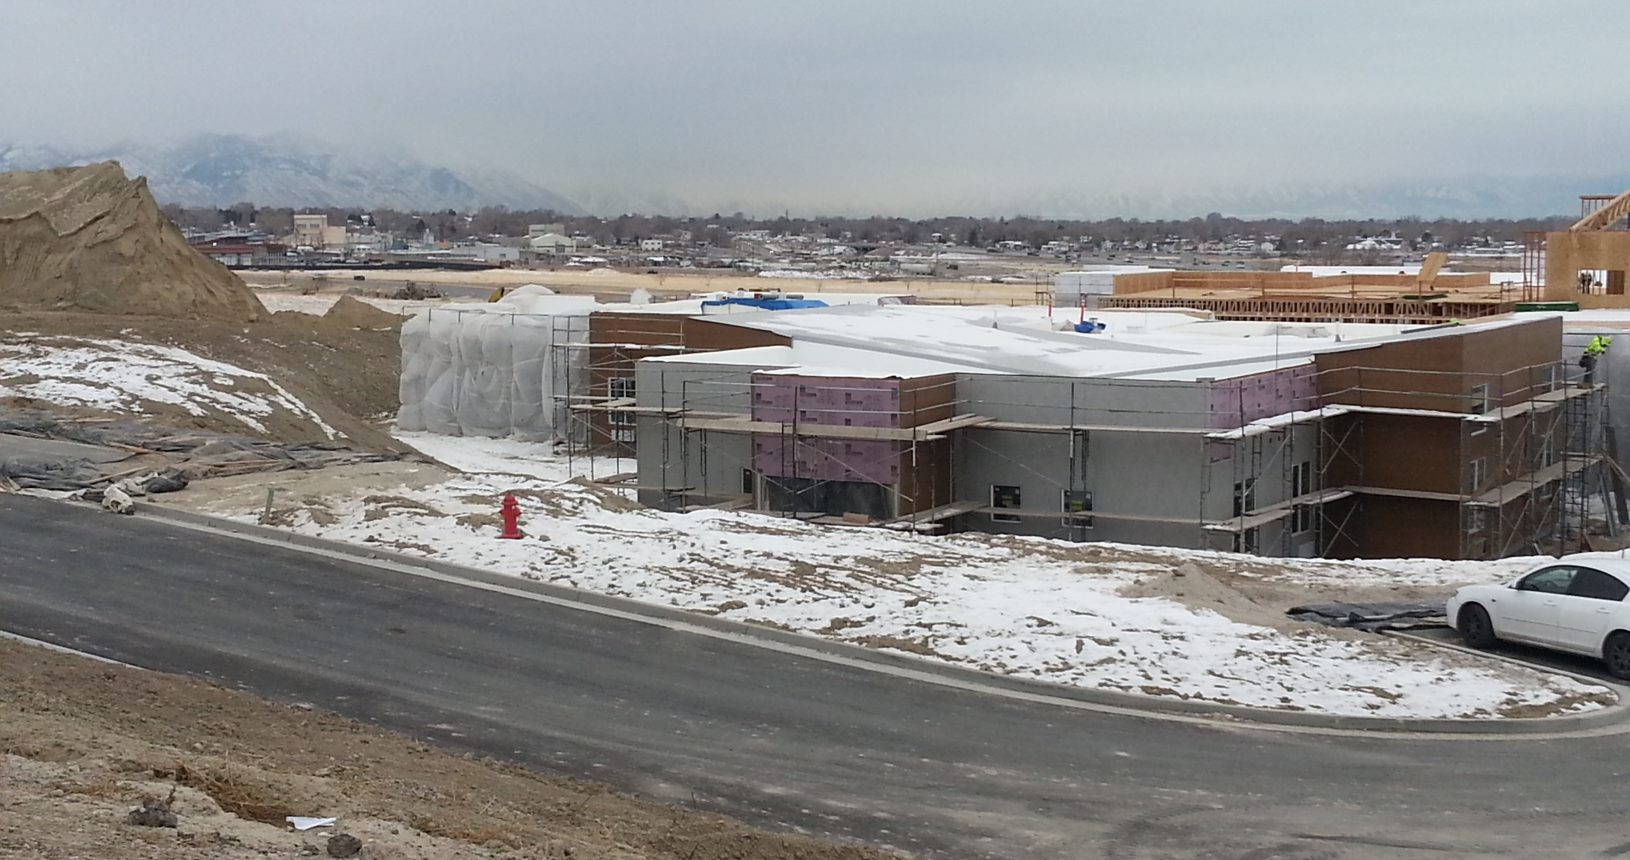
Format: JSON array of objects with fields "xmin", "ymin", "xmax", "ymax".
[
  {"xmin": 0, "ymin": 161, "xmax": 265, "ymax": 320},
  {"xmin": 323, "ymin": 294, "xmax": 401, "ymax": 328},
  {"xmin": 1119, "ymin": 561, "xmax": 1295, "ymax": 630}
]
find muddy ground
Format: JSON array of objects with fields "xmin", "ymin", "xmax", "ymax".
[{"xmin": 0, "ymin": 639, "xmax": 899, "ymax": 860}]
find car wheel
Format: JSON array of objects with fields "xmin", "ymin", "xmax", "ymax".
[
  {"xmin": 1458, "ymin": 604, "xmax": 1497, "ymax": 649},
  {"xmin": 1603, "ymin": 632, "xmax": 1630, "ymax": 680}
]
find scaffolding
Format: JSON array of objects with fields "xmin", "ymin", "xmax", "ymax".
[
  {"xmin": 1458, "ymin": 368, "xmax": 1608, "ymax": 559},
  {"xmin": 1187, "ymin": 359, "xmax": 1615, "ymax": 559},
  {"xmin": 1522, "ymin": 230, "xmax": 1547, "ymax": 296},
  {"xmin": 551, "ymin": 313, "xmax": 701, "ymax": 492},
  {"xmin": 553, "ymin": 329, "xmax": 1618, "ymax": 559},
  {"xmin": 591, "ymin": 372, "xmax": 1233, "ymax": 536}
]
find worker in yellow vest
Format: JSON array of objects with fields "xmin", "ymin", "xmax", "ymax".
[{"xmin": 1581, "ymin": 335, "xmax": 1612, "ymax": 384}]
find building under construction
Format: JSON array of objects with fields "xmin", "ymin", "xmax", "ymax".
[
  {"xmin": 1540, "ymin": 188, "xmax": 1630, "ymax": 302},
  {"xmin": 561, "ymin": 302, "xmax": 1610, "ymax": 560},
  {"xmin": 1093, "ymin": 257, "xmax": 1532, "ymax": 324},
  {"xmin": 396, "ymin": 217, "xmax": 1627, "ymax": 562}
]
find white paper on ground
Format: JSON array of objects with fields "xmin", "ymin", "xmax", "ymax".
[{"xmin": 286, "ymin": 816, "xmax": 336, "ymax": 831}]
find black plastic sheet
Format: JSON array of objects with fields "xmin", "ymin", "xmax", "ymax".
[{"xmin": 1287, "ymin": 602, "xmax": 1447, "ymax": 631}]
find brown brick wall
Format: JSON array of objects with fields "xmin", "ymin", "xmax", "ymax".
[
  {"xmin": 583, "ymin": 313, "xmax": 790, "ymax": 453},
  {"xmin": 1314, "ymin": 318, "xmax": 1564, "ymax": 558},
  {"xmin": 1353, "ymin": 497, "xmax": 1462, "ymax": 559},
  {"xmin": 1315, "ymin": 316, "xmax": 1561, "ymax": 412},
  {"xmin": 1325, "ymin": 412, "xmax": 1461, "ymax": 495},
  {"xmin": 896, "ymin": 375, "xmax": 958, "ymax": 514}
]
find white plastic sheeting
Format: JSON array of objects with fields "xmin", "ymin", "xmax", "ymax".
[{"xmin": 398, "ymin": 288, "xmax": 595, "ymax": 441}]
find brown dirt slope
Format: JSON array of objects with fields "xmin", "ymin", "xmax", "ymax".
[
  {"xmin": 1, "ymin": 311, "xmax": 407, "ymax": 450},
  {"xmin": 0, "ymin": 640, "xmax": 899, "ymax": 860},
  {"xmin": 0, "ymin": 162, "xmax": 264, "ymax": 320}
]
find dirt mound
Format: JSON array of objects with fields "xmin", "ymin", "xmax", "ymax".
[
  {"xmin": 1118, "ymin": 561, "xmax": 1294, "ymax": 630},
  {"xmin": 0, "ymin": 162, "xmax": 264, "ymax": 320},
  {"xmin": 325, "ymin": 295, "xmax": 402, "ymax": 328},
  {"xmin": 561, "ymin": 475, "xmax": 644, "ymax": 511},
  {"xmin": 1, "ymin": 310, "xmax": 409, "ymax": 451}
]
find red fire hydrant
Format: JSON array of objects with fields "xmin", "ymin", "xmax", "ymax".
[{"xmin": 499, "ymin": 493, "xmax": 523, "ymax": 539}]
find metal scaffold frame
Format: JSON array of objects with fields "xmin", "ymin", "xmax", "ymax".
[
  {"xmin": 1453, "ymin": 360, "xmax": 1611, "ymax": 560},
  {"xmin": 674, "ymin": 374, "xmax": 960, "ymax": 527},
  {"xmin": 1316, "ymin": 407, "xmax": 1364, "ymax": 557},
  {"xmin": 551, "ymin": 313, "xmax": 697, "ymax": 494},
  {"xmin": 554, "ymin": 336, "xmax": 1618, "ymax": 558},
  {"xmin": 603, "ymin": 371, "xmax": 1232, "ymax": 536},
  {"xmin": 1196, "ymin": 378, "xmax": 1331, "ymax": 558}
]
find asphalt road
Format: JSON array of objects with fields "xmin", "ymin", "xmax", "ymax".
[
  {"xmin": 1408, "ymin": 626, "xmax": 1623, "ymax": 686},
  {"xmin": 4, "ymin": 494, "xmax": 1630, "ymax": 859}
]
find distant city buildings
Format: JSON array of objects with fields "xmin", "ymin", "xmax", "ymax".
[
  {"xmin": 291, "ymin": 214, "xmax": 347, "ymax": 251},
  {"xmin": 177, "ymin": 204, "xmax": 1545, "ymax": 277}
]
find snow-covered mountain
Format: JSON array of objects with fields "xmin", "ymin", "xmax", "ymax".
[
  {"xmin": 987, "ymin": 175, "xmax": 1630, "ymax": 222},
  {"xmin": 534, "ymin": 173, "xmax": 1629, "ymax": 221},
  {"xmin": 3, "ymin": 134, "xmax": 1620, "ymax": 220},
  {"xmin": 0, "ymin": 135, "xmax": 584, "ymax": 214}
]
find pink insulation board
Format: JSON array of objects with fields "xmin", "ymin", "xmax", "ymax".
[
  {"xmin": 1208, "ymin": 365, "xmax": 1318, "ymax": 429},
  {"xmin": 750, "ymin": 374, "xmax": 904, "ymax": 484}
]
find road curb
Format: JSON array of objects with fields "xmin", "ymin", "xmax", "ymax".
[
  {"xmin": 1387, "ymin": 630, "xmax": 1630, "ymax": 711},
  {"xmin": 137, "ymin": 501, "xmax": 1630, "ymax": 736},
  {"xmin": 0, "ymin": 628, "xmax": 145, "ymax": 669}
]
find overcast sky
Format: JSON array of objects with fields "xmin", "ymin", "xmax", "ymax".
[{"xmin": 5, "ymin": 0, "xmax": 1628, "ymax": 216}]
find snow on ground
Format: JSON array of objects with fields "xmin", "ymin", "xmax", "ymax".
[
  {"xmin": 392, "ymin": 430, "xmax": 628, "ymax": 483},
  {"xmin": 0, "ymin": 335, "xmax": 336, "ymax": 438},
  {"xmin": 755, "ymin": 269, "xmax": 868, "ymax": 280},
  {"xmin": 207, "ymin": 435, "xmax": 1610, "ymax": 720},
  {"xmin": 1116, "ymin": 542, "xmax": 1547, "ymax": 590}
]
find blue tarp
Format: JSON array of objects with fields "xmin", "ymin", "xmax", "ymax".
[{"xmin": 701, "ymin": 296, "xmax": 829, "ymax": 311}]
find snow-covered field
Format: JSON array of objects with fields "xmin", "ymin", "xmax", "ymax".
[
  {"xmin": 181, "ymin": 434, "xmax": 1613, "ymax": 721},
  {"xmin": 391, "ymin": 430, "xmax": 629, "ymax": 483},
  {"xmin": 0, "ymin": 336, "xmax": 336, "ymax": 438},
  {"xmin": 754, "ymin": 269, "xmax": 868, "ymax": 280}
]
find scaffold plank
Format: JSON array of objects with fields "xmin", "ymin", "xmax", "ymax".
[
  {"xmin": 676, "ymin": 416, "xmax": 929, "ymax": 441},
  {"xmin": 914, "ymin": 413, "xmax": 995, "ymax": 434},
  {"xmin": 1466, "ymin": 456, "xmax": 1600, "ymax": 506},
  {"xmin": 980, "ymin": 421, "xmax": 1207, "ymax": 434}
]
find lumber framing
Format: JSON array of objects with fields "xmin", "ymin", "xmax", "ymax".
[
  {"xmin": 1573, "ymin": 188, "xmax": 1630, "ymax": 231},
  {"xmin": 1415, "ymin": 252, "xmax": 1447, "ymax": 291},
  {"xmin": 1101, "ymin": 294, "xmax": 1513, "ymax": 324}
]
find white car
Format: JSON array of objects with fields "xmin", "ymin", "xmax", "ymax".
[{"xmin": 1448, "ymin": 554, "xmax": 1630, "ymax": 678}]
